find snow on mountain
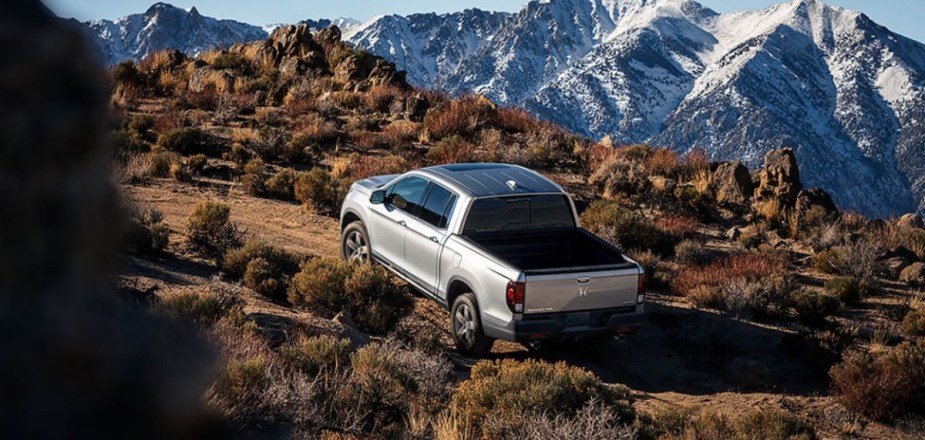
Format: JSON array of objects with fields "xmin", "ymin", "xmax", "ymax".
[
  {"xmin": 81, "ymin": 3, "xmax": 268, "ymax": 65},
  {"xmin": 347, "ymin": 0, "xmax": 925, "ymax": 217},
  {"xmin": 76, "ymin": 4, "xmax": 361, "ymax": 66}
]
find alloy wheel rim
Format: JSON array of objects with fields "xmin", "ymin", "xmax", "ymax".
[
  {"xmin": 344, "ymin": 231, "xmax": 369, "ymax": 263},
  {"xmin": 454, "ymin": 304, "xmax": 475, "ymax": 347}
]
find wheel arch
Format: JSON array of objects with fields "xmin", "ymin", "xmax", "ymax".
[
  {"xmin": 340, "ymin": 209, "xmax": 363, "ymax": 231},
  {"xmin": 446, "ymin": 277, "xmax": 476, "ymax": 311}
]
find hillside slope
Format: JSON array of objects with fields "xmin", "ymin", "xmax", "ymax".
[{"xmin": 348, "ymin": 0, "xmax": 925, "ymax": 217}]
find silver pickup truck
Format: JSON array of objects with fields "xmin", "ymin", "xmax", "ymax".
[{"xmin": 339, "ymin": 163, "xmax": 645, "ymax": 355}]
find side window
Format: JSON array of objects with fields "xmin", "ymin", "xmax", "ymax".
[
  {"xmin": 420, "ymin": 184, "xmax": 457, "ymax": 229},
  {"xmin": 385, "ymin": 176, "xmax": 428, "ymax": 215}
]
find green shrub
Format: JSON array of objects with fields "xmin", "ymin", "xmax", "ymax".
[
  {"xmin": 338, "ymin": 343, "xmax": 420, "ymax": 436},
  {"xmin": 211, "ymin": 356, "xmax": 270, "ymax": 420},
  {"xmin": 157, "ymin": 291, "xmax": 232, "ymax": 328},
  {"xmin": 148, "ymin": 149, "xmax": 180, "ymax": 178},
  {"xmin": 241, "ymin": 159, "xmax": 267, "ymax": 196},
  {"xmin": 450, "ymin": 358, "xmax": 634, "ymax": 438},
  {"xmin": 811, "ymin": 248, "xmax": 840, "ymax": 274},
  {"xmin": 187, "ymin": 153, "xmax": 208, "ymax": 174},
  {"xmin": 294, "ymin": 168, "xmax": 345, "ymax": 217},
  {"xmin": 830, "ymin": 341, "xmax": 925, "ymax": 421},
  {"xmin": 902, "ymin": 308, "xmax": 925, "ymax": 337},
  {"xmin": 187, "ymin": 201, "xmax": 243, "ymax": 264},
  {"xmin": 674, "ymin": 239, "xmax": 711, "ymax": 265},
  {"xmin": 224, "ymin": 143, "xmax": 252, "ymax": 166},
  {"xmin": 222, "ymin": 241, "xmax": 301, "ymax": 278},
  {"xmin": 158, "ymin": 127, "xmax": 205, "ymax": 154},
  {"xmin": 580, "ymin": 201, "xmax": 673, "ymax": 255},
  {"xmin": 288, "ymin": 259, "xmax": 412, "ymax": 334},
  {"xmin": 128, "ymin": 114, "xmax": 156, "ymax": 141},
  {"xmin": 109, "ymin": 130, "xmax": 148, "ymax": 157},
  {"xmin": 266, "ymin": 169, "xmax": 296, "ymax": 200},
  {"xmin": 792, "ymin": 290, "xmax": 841, "ymax": 326},
  {"xmin": 243, "ymin": 258, "xmax": 286, "ymax": 300},
  {"xmin": 734, "ymin": 410, "xmax": 816, "ymax": 440},
  {"xmin": 645, "ymin": 409, "xmax": 816, "ymax": 440},
  {"xmin": 824, "ymin": 277, "xmax": 871, "ymax": 305},
  {"xmin": 280, "ymin": 335, "xmax": 351, "ymax": 376},
  {"xmin": 123, "ymin": 208, "xmax": 170, "ymax": 255}
]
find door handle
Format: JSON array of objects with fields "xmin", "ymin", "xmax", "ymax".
[
  {"xmin": 397, "ymin": 220, "xmax": 407, "ymax": 227},
  {"xmin": 429, "ymin": 236, "xmax": 439, "ymax": 243}
]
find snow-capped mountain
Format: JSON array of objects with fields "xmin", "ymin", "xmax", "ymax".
[
  {"xmin": 347, "ymin": 0, "xmax": 925, "ymax": 217},
  {"xmin": 76, "ymin": 3, "xmax": 361, "ymax": 66},
  {"xmin": 81, "ymin": 3, "xmax": 268, "ymax": 65}
]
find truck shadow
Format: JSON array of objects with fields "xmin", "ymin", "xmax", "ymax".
[{"xmin": 486, "ymin": 302, "xmax": 834, "ymax": 397}]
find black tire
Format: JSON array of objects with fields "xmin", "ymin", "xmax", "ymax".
[
  {"xmin": 451, "ymin": 293, "xmax": 495, "ymax": 357},
  {"xmin": 341, "ymin": 221, "xmax": 371, "ymax": 264}
]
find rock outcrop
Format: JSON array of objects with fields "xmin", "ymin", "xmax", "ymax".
[
  {"xmin": 712, "ymin": 160, "xmax": 753, "ymax": 205},
  {"xmin": 753, "ymin": 148, "xmax": 803, "ymax": 209},
  {"xmin": 792, "ymin": 188, "xmax": 839, "ymax": 230}
]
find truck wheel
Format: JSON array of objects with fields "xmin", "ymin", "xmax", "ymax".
[
  {"xmin": 342, "ymin": 221, "xmax": 370, "ymax": 263},
  {"xmin": 451, "ymin": 293, "xmax": 494, "ymax": 357}
]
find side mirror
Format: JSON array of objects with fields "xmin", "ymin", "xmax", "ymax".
[{"xmin": 370, "ymin": 189, "xmax": 386, "ymax": 205}]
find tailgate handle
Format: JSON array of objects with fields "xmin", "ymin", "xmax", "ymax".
[{"xmin": 576, "ymin": 276, "xmax": 591, "ymax": 284}]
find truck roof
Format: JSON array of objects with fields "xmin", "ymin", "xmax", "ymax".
[{"xmin": 419, "ymin": 163, "xmax": 563, "ymax": 197}]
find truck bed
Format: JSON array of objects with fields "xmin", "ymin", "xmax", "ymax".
[{"xmin": 463, "ymin": 228, "xmax": 630, "ymax": 273}]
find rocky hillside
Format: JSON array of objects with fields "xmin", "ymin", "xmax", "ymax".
[
  {"xmin": 100, "ymin": 22, "xmax": 925, "ymax": 439},
  {"xmin": 347, "ymin": 0, "xmax": 925, "ymax": 218}
]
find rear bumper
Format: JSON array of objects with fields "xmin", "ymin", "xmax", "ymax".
[{"xmin": 511, "ymin": 306, "xmax": 644, "ymax": 342}]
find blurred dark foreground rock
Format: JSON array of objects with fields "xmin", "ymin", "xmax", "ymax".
[{"xmin": 0, "ymin": 1, "xmax": 217, "ymax": 438}]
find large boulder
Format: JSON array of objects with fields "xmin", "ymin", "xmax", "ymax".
[
  {"xmin": 711, "ymin": 160, "xmax": 753, "ymax": 204},
  {"xmin": 232, "ymin": 24, "xmax": 326, "ymax": 73},
  {"xmin": 188, "ymin": 66, "xmax": 235, "ymax": 93},
  {"xmin": 792, "ymin": 188, "xmax": 839, "ymax": 230},
  {"xmin": 901, "ymin": 262, "xmax": 925, "ymax": 287},
  {"xmin": 753, "ymin": 148, "xmax": 803, "ymax": 208}
]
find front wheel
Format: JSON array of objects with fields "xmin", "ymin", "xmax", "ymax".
[
  {"xmin": 341, "ymin": 221, "xmax": 371, "ymax": 263},
  {"xmin": 451, "ymin": 293, "xmax": 495, "ymax": 357}
]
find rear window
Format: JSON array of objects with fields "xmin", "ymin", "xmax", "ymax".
[{"xmin": 463, "ymin": 195, "xmax": 575, "ymax": 235}]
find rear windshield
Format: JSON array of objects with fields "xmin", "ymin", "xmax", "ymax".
[{"xmin": 463, "ymin": 195, "xmax": 575, "ymax": 235}]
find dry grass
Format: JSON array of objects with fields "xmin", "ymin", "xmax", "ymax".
[
  {"xmin": 656, "ymin": 215, "xmax": 699, "ymax": 239},
  {"xmin": 365, "ymin": 85, "xmax": 405, "ymax": 113},
  {"xmin": 645, "ymin": 148, "xmax": 681, "ymax": 176},
  {"xmin": 673, "ymin": 252, "xmax": 790, "ymax": 297},
  {"xmin": 378, "ymin": 120, "xmax": 420, "ymax": 150},
  {"xmin": 423, "ymin": 95, "xmax": 496, "ymax": 141}
]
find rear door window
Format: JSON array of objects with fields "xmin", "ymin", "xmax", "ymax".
[{"xmin": 419, "ymin": 184, "xmax": 457, "ymax": 229}]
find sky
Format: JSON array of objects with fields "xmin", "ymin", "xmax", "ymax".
[{"xmin": 45, "ymin": 0, "xmax": 925, "ymax": 43}]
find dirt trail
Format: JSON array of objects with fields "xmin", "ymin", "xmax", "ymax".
[{"xmin": 125, "ymin": 180, "xmax": 341, "ymax": 257}]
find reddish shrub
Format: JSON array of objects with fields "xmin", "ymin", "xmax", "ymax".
[
  {"xmin": 423, "ymin": 95, "xmax": 496, "ymax": 141},
  {"xmin": 495, "ymin": 107, "xmax": 539, "ymax": 133},
  {"xmin": 672, "ymin": 252, "xmax": 789, "ymax": 296},
  {"xmin": 644, "ymin": 148, "xmax": 681, "ymax": 176},
  {"xmin": 683, "ymin": 148, "xmax": 710, "ymax": 174},
  {"xmin": 655, "ymin": 215, "xmax": 699, "ymax": 239}
]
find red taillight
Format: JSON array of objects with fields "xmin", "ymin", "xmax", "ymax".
[
  {"xmin": 637, "ymin": 274, "xmax": 647, "ymax": 304},
  {"xmin": 506, "ymin": 281, "xmax": 525, "ymax": 313}
]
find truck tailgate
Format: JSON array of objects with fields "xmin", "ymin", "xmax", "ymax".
[{"xmin": 523, "ymin": 267, "xmax": 640, "ymax": 314}]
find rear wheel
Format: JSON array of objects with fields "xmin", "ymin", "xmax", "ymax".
[
  {"xmin": 451, "ymin": 293, "xmax": 494, "ymax": 357},
  {"xmin": 341, "ymin": 221, "xmax": 370, "ymax": 264}
]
